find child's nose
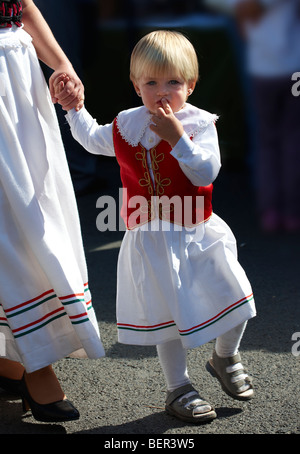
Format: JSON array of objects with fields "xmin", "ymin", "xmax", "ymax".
[{"xmin": 157, "ymin": 84, "xmax": 168, "ymax": 96}]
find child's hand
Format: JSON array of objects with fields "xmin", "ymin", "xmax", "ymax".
[
  {"xmin": 52, "ymin": 73, "xmax": 66, "ymax": 99},
  {"xmin": 150, "ymin": 99, "xmax": 184, "ymax": 148},
  {"xmin": 51, "ymin": 72, "xmax": 84, "ymax": 112}
]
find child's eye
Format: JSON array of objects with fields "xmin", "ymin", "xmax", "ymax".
[
  {"xmin": 146, "ymin": 81, "xmax": 156, "ymax": 86},
  {"xmin": 169, "ymin": 80, "xmax": 180, "ymax": 85}
]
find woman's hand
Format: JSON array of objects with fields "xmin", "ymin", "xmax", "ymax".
[
  {"xmin": 50, "ymin": 66, "xmax": 84, "ymax": 111},
  {"xmin": 150, "ymin": 99, "xmax": 184, "ymax": 148}
]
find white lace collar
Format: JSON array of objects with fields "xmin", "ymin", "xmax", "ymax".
[{"xmin": 115, "ymin": 103, "xmax": 218, "ymax": 147}]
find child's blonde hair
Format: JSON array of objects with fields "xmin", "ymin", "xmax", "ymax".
[{"xmin": 130, "ymin": 30, "xmax": 199, "ymax": 84}]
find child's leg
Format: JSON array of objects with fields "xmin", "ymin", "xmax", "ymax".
[
  {"xmin": 215, "ymin": 321, "xmax": 247, "ymax": 358},
  {"xmin": 157, "ymin": 339, "xmax": 216, "ymax": 423},
  {"xmin": 156, "ymin": 339, "xmax": 190, "ymax": 391},
  {"xmin": 207, "ymin": 322, "xmax": 254, "ymax": 400}
]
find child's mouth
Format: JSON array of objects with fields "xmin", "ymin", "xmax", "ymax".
[{"xmin": 156, "ymin": 99, "xmax": 168, "ymax": 107}]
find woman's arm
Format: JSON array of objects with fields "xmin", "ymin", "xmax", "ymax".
[{"xmin": 21, "ymin": 0, "xmax": 84, "ymax": 110}]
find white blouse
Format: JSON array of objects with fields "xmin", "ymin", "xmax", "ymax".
[{"xmin": 66, "ymin": 103, "xmax": 221, "ymax": 188}]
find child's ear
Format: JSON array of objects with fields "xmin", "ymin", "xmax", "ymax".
[
  {"xmin": 132, "ymin": 81, "xmax": 141, "ymax": 97},
  {"xmin": 186, "ymin": 80, "xmax": 197, "ymax": 99},
  {"xmin": 188, "ymin": 80, "xmax": 197, "ymax": 92}
]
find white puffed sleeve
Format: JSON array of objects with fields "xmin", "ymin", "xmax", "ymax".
[
  {"xmin": 66, "ymin": 107, "xmax": 115, "ymax": 157},
  {"xmin": 170, "ymin": 122, "xmax": 221, "ymax": 187}
]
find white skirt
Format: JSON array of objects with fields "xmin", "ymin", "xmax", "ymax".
[
  {"xmin": 117, "ymin": 213, "xmax": 256, "ymax": 348},
  {"xmin": 0, "ymin": 27, "xmax": 104, "ymax": 372}
]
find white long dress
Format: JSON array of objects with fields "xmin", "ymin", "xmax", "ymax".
[
  {"xmin": 0, "ymin": 26, "xmax": 104, "ymax": 372},
  {"xmin": 66, "ymin": 102, "xmax": 256, "ymax": 349}
]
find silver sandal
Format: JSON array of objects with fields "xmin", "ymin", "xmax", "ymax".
[
  {"xmin": 206, "ymin": 350, "xmax": 254, "ymax": 401},
  {"xmin": 165, "ymin": 383, "xmax": 217, "ymax": 424}
]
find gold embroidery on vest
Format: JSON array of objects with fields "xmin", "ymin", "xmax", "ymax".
[
  {"xmin": 150, "ymin": 148, "xmax": 164, "ymax": 171},
  {"xmin": 150, "ymin": 147, "xmax": 171, "ymax": 197},
  {"xmin": 140, "ymin": 199, "xmax": 155, "ymax": 218},
  {"xmin": 135, "ymin": 146, "xmax": 154, "ymax": 196},
  {"xmin": 135, "ymin": 143, "xmax": 173, "ymax": 221}
]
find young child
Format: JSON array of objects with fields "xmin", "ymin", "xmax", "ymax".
[{"xmin": 57, "ymin": 30, "xmax": 256, "ymax": 424}]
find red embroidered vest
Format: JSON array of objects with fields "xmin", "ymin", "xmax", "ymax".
[{"xmin": 113, "ymin": 119, "xmax": 213, "ymax": 230}]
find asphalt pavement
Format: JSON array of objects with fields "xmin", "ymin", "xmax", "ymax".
[{"xmin": 1, "ymin": 157, "xmax": 300, "ymax": 441}]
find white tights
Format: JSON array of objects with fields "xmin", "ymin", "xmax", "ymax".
[{"xmin": 156, "ymin": 322, "xmax": 247, "ymax": 391}]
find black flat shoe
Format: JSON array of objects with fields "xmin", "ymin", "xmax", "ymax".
[
  {"xmin": 20, "ymin": 374, "xmax": 80, "ymax": 422},
  {"xmin": 0, "ymin": 375, "xmax": 22, "ymax": 395}
]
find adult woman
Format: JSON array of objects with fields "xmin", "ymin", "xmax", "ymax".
[{"xmin": 0, "ymin": 0, "xmax": 104, "ymax": 422}]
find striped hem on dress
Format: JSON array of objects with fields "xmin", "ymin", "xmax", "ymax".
[
  {"xmin": 0, "ymin": 283, "xmax": 93, "ymax": 338},
  {"xmin": 117, "ymin": 293, "xmax": 254, "ymax": 337}
]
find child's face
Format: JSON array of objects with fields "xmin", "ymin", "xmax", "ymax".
[{"xmin": 133, "ymin": 72, "xmax": 195, "ymax": 114}]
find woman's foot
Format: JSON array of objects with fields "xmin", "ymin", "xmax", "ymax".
[
  {"xmin": 0, "ymin": 361, "xmax": 65, "ymax": 403},
  {"xmin": 0, "ymin": 360, "xmax": 79, "ymax": 421},
  {"xmin": 21, "ymin": 365, "xmax": 79, "ymax": 422},
  {"xmin": 24, "ymin": 365, "xmax": 65, "ymax": 405},
  {"xmin": 0, "ymin": 359, "xmax": 25, "ymax": 394}
]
